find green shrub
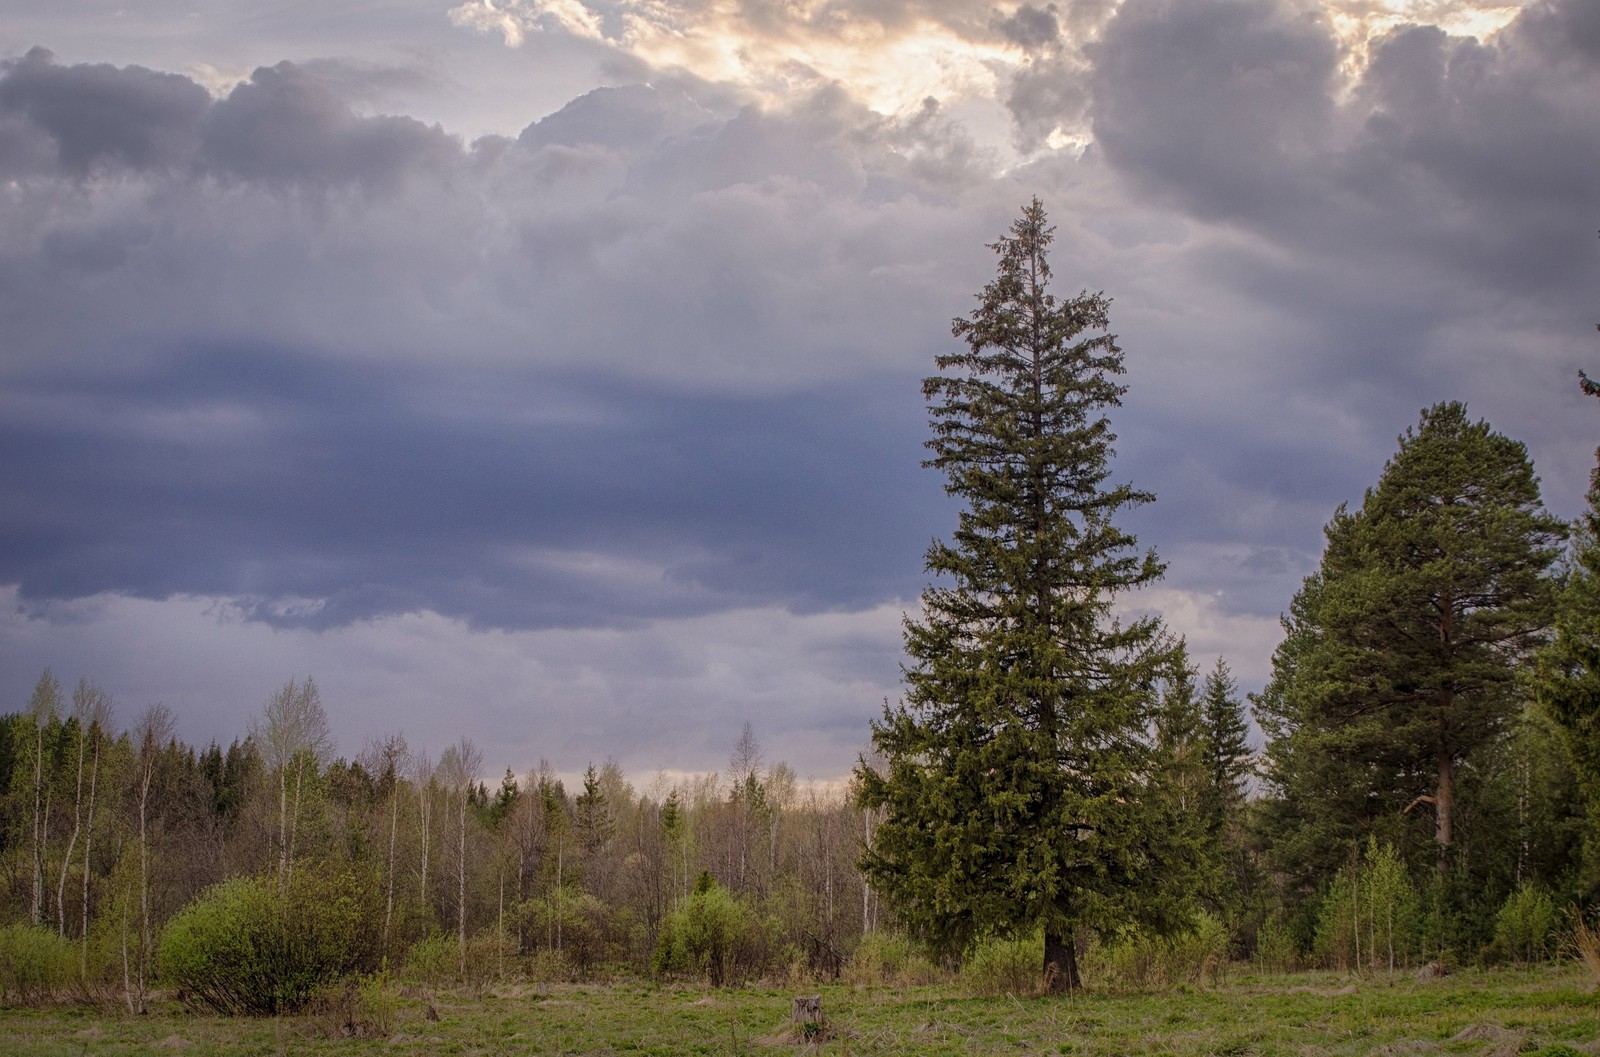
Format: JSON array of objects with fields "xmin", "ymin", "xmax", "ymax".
[
  {"xmin": 1488, "ymin": 883, "xmax": 1558, "ymax": 964},
  {"xmin": 1083, "ymin": 913, "xmax": 1231, "ymax": 991},
  {"xmin": 354, "ymin": 972, "xmax": 400, "ymax": 1035},
  {"xmin": 1253, "ymin": 913, "xmax": 1301, "ymax": 974},
  {"xmin": 400, "ymin": 932, "xmax": 459, "ymax": 987},
  {"xmin": 156, "ymin": 865, "xmax": 383, "ymax": 1015},
  {"xmin": 842, "ymin": 931, "xmax": 942, "ymax": 987},
  {"xmin": 1164, "ymin": 911, "xmax": 1231, "ymax": 986},
  {"xmin": 0, "ymin": 924, "xmax": 76, "ymax": 1005},
  {"xmin": 1313, "ymin": 839, "xmax": 1420, "ymax": 973},
  {"xmin": 525, "ymin": 947, "xmax": 571, "ymax": 984},
  {"xmin": 963, "ymin": 932, "xmax": 1042, "ymax": 996},
  {"xmin": 652, "ymin": 873, "xmax": 766, "ymax": 986}
]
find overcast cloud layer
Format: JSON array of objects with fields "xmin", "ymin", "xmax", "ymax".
[{"xmin": 3, "ymin": 0, "xmax": 1598, "ymax": 781}]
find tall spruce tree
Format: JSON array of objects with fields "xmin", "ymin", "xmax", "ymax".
[
  {"xmin": 857, "ymin": 199, "xmax": 1173, "ymax": 992},
  {"xmin": 1258, "ymin": 402, "xmax": 1565, "ymax": 884}
]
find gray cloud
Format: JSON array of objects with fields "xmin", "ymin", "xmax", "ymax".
[
  {"xmin": 202, "ymin": 62, "xmax": 463, "ymax": 188},
  {"xmin": 1090, "ymin": 0, "xmax": 1339, "ymax": 223},
  {"xmin": 0, "ymin": 46, "xmax": 209, "ymax": 177},
  {"xmin": 997, "ymin": 4, "xmax": 1063, "ymax": 53}
]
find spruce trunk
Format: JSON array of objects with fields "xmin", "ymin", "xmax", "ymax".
[{"xmin": 1044, "ymin": 929, "xmax": 1080, "ymax": 993}]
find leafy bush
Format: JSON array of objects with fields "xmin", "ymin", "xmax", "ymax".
[
  {"xmin": 399, "ymin": 932, "xmax": 459, "ymax": 987},
  {"xmin": 156, "ymin": 865, "xmax": 383, "ymax": 1015},
  {"xmin": 355, "ymin": 972, "xmax": 400, "ymax": 1035},
  {"xmin": 1085, "ymin": 912, "xmax": 1232, "ymax": 990},
  {"xmin": 963, "ymin": 932, "xmax": 1042, "ymax": 996},
  {"xmin": 842, "ymin": 931, "xmax": 942, "ymax": 987},
  {"xmin": 1165, "ymin": 911, "xmax": 1231, "ymax": 986},
  {"xmin": 652, "ymin": 873, "xmax": 767, "ymax": 986},
  {"xmin": 0, "ymin": 924, "xmax": 76, "ymax": 1005},
  {"xmin": 1313, "ymin": 839, "xmax": 1420, "ymax": 972},
  {"xmin": 1254, "ymin": 913, "xmax": 1301, "ymax": 974},
  {"xmin": 1488, "ymin": 883, "xmax": 1558, "ymax": 964}
]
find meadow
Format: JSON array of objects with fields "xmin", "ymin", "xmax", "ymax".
[{"xmin": 2, "ymin": 966, "xmax": 1596, "ymax": 1057}]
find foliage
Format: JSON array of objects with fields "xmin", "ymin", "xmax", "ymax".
[
  {"xmin": 1535, "ymin": 412, "xmax": 1600, "ymax": 898},
  {"xmin": 1199, "ymin": 659, "xmax": 1252, "ymax": 833},
  {"xmin": 1312, "ymin": 839, "xmax": 1421, "ymax": 973},
  {"xmin": 354, "ymin": 971, "xmax": 400, "ymax": 1035},
  {"xmin": 1257, "ymin": 403, "xmax": 1565, "ymax": 902},
  {"xmin": 0, "ymin": 924, "xmax": 75, "ymax": 1005},
  {"xmin": 1085, "ymin": 911, "xmax": 1231, "ymax": 990},
  {"xmin": 155, "ymin": 864, "xmax": 382, "ymax": 1015},
  {"xmin": 859, "ymin": 198, "xmax": 1176, "ymax": 993},
  {"xmin": 399, "ymin": 932, "xmax": 459, "ymax": 987},
  {"xmin": 1252, "ymin": 912, "xmax": 1301, "ymax": 973},
  {"xmin": 652, "ymin": 872, "xmax": 767, "ymax": 986},
  {"xmin": 1487, "ymin": 883, "xmax": 1559, "ymax": 964},
  {"xmin": 841, "ymin": 931, "xmax": 941, "ymax": 987},
  {"xmin": 963, "ymin": 931, "xmax": 1044, "ymax": 996}
]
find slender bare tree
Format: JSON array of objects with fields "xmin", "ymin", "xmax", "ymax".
[
  {"xmin": 27, "ymin": 670, "xmax": 61, "ymax": 926},
  {"xmin": 57, "ymin": 678, "xmax": 107, "ymax": 935},
  {"xmin": 359, "ymin": 732, "xmax": 411, "ymax": 962},
  {"xmin": 78, "ymin": 686, "xmax": 113, "ymax": 968},
  {"xmin": 412, "ymin": 749, "xmax": 435, "ymax": 921},
  {"xmin": 436, "ymin": 737, "xmax": 483, "ymax": 971},
  {"xmin": 130, "ymin": 703, "xmax": 174, "ymax": 1012},
  {"xmin": 252, "ymin": 677, "xmax": 332, "ymax": 889}
]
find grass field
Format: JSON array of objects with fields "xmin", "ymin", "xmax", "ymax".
[{"xmin": 2, "ymin": 966, "xmax": 1596, "ymax": 1056}]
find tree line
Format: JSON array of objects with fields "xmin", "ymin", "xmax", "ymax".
[{"xmin": 0, "ymin": 689, "xmax": 878, "ymax": 1004}]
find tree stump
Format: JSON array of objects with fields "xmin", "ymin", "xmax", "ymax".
[{"xmin": 791, "ymin": 994, "xmax": 823, "ymax": 1038}]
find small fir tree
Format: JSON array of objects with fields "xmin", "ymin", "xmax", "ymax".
[{"xmin": 1199, "ymin": 658, "xmax": 1251, "ymax": 836}]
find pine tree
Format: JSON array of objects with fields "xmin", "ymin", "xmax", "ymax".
[
  {"xmin": 857, "ymin": 198, "xmax": 1174, "ymax": 992},
  {"xmin": 1534, "ymin": 376, "xmax": 1600, "ymax": 897},
  {"xmin": 1259, "ymin": 403, "xmax": 1565, "ymax": 882}
]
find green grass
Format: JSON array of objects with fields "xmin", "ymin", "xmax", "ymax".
[{"xmin": 1, "ymin": 966, "xmax": 1596, "ymax": 1056}]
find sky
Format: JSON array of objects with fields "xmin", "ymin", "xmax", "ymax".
[{"xmin": 2, "ymin": 0, "xmax": 1597, "ymax": 786}]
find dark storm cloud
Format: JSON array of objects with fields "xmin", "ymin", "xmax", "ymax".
[
  {"xmin": 0, "ymin": 347, "xmax": 942, "ymax": 630},
  {"xmin": 0, "ymin": 54, "xmax": 996, "ymax": 638},
  {"xmin": 1074, "ymin": 0, "xmax": 1600, "ymax": 584},
  {"xmin": 0, "ymin": 51, "xmax": 462, "ymax": 187},
  {"xmin": 1089, "ymin": 0, "xmax": 1338, "ymax": 223},
  {"xmin": 997, "ymin": 4, "xmax": 1063, "ymax": 52},
  {"xmin": 0, "ymin": 47, "xmax": 209, "ymax": 177},
  {"xmin": 6, "ymin": 0, "xmax": 1599, "ymax": 711},
  {"xmin": 201, "ymin": 62, "xmax": 461, "ymax": 188},
  {"xmin": 1085, "ymin": 0, "xmax": 1600, "ymax": 305}
]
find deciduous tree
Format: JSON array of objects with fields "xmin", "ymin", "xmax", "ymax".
[{"xmin": 253, "ymin": 677, "xmax": 331, "ymax": 890}]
